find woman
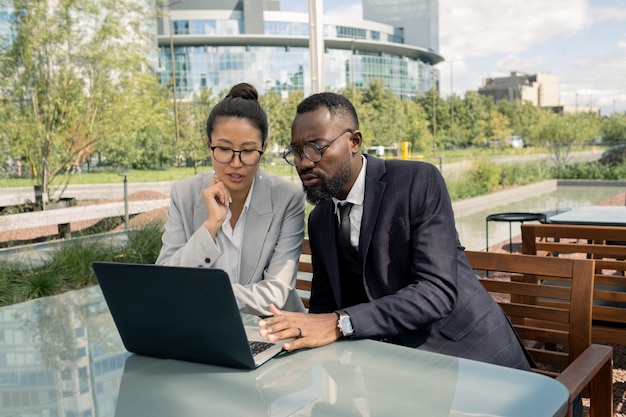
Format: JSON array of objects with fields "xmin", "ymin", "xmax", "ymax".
[{"xmin": 156, "ymin": 83, "xmax": 306, "ymax": 316}]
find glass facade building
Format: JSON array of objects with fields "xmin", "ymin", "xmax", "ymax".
[{"xmin": 157, "ymin": 1, "xmax": 443, "ymax": 101}]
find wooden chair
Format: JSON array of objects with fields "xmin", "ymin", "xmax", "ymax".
[
  {"xmin": 296, "ymin": 238, "xmax": 312, "ymax": 309},
  {"xmin": 521, "ymin": 223, "xmax": 626, "ymax": 345},
  {"xmin": 465, "ymin": 250, "xmax": 613, "ymax": 417}
]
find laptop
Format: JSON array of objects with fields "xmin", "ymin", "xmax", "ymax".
[{"xmin": 92, "ymin": 262, "xmax": 290, "ymax": 369}]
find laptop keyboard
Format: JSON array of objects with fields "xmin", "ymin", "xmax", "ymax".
[{"xmin": 249, "ymin": 340, "xmax": 275, "ymax": 356}]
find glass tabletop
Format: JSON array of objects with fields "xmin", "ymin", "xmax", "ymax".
[{"xmin": 0, "ymin": 285, "xmax": 568, "ymax": 417}]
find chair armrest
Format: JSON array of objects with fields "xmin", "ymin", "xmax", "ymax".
[{"xmin": 556, "ymin": 344, "xmax": 613, "ymax": 417}]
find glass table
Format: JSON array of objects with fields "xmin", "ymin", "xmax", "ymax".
[
  {"xmin": 548, "ymin": 205, "xmax": 626, "ymax": 226},
  {"xmin": 0, "ymin": 285, "xmax": 569, "ymax": 417}
]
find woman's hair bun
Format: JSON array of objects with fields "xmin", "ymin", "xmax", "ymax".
[{"xmin": 226, "ymin": 83, "xmax": 259, "ymax": 101}]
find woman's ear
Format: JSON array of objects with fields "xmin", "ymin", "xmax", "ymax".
[{"xmin": 204, "ymin": 136, "xmax": 210, "ymax": 148}]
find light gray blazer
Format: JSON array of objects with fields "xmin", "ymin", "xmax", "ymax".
[{"xmin": 156, "ymin": 170, "xmax": 306, "ymax": 316}]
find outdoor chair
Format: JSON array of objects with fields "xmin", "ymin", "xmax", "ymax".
[
  {"xmin": 521, "ymin": 223, "xmax": 626, "ymax": 345},
  {"xmin": 465, "ymin": 250, "xmax": 613, "ymax": 417}
]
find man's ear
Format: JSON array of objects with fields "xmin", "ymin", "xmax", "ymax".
[
  {"xmin": 204, "ymin": 136, "xmax": 210, "ymax": 148},
  {"xmin": 349, "ymin": 130, "xmax": 363, "ymax": 154}
]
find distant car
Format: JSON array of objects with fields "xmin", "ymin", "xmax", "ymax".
[
  {"xmin": 599, "ymin": 144, "xmax": 626, "ymax": 165},
  {"xmin": 504, "ymin": 135, "xmax": 524, "ymax": 149}
]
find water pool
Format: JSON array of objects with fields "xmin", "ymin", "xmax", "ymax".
[{"xmin": 455, "ymin": 184, "xmax": 625, "ymax": 251}]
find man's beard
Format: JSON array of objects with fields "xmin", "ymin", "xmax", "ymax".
[{"xmin": 300, "ymin": 157, "xmax": 352, "ymax": 205}]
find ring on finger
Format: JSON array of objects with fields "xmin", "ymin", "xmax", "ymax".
[{"xmin": 296, "ymin": 327, "xmax": 302, "ymax": 338}]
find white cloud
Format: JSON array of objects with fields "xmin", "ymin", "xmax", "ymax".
[
  {"xmin": 439, "ymin": 0, "xmax": 589, "ymax": 59},
  {"xmin": 494, "ymin": 54, "xmax": 546, "ymax": 76},
  {"xmin": 437, "ymin": 0, "xmax": 626, "ymax": 114},
  {"xmin": 563, "ymin": 48, "xmax": 626, "ymax": 112},
  {"xmin": 591, "ymin": 7, "xmax": 626, "ymax": 23}
]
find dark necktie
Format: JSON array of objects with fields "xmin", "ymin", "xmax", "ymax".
[{"xmin": 339, "ymin": 202, "xmax": 354, "ymax": 252}]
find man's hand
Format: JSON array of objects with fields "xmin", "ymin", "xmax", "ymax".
[{"xmin": 259, "ymin": 304, "xmax": 341, "ymax": 351}]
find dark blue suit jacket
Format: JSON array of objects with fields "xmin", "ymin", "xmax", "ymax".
[{"xmin": 308, "ymin": 155, "xmax": 531, "ymax": 370}]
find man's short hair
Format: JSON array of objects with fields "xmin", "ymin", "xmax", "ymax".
[{"xmin": 296, "ymin": 92, "xmax": 359, "ymax": 129}]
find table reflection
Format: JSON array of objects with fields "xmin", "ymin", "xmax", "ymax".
[
  {"xmin": 114, "ymin": 341, "xmax": 458, "ymax": 417},
  {"xmin": 0, "ymin": 285, "xmax": 127, "ymax": 417}
]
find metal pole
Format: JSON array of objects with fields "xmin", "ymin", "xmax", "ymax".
[
  {"xmin": 169, "ymin": 12, "xmax": 181, "ymax": 147},
  {"xmin": 119, "ymin": 173, "xmax": 131, "ymax": 230},
  {"xmin": 308, "ymin": 0, "xmax": 324, "ymax": 94},
  {"xmin": 432, "ymin": 74, "xmax": 437, "ymax": 158}
]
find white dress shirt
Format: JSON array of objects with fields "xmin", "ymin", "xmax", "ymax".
[{"xmin": 213, "ymin": 177, "xmax": 255, "ymax": 283}]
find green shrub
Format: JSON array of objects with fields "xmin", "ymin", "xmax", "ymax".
[
  {"xmin": 117, "ymin": 222, "xmax": 164, "ymax": 264},
  {"xmin": 552, "ymin": 161, "xmax": 626, "ymax": 180},
  {"xmin": 467, "ymin": 161, "xmax": 502, "ymax": 193},
  {"xmin": 0, "ymin": 222, "xmax": 165, "ymax": 307},
  {"xmin": 501, "ymin": 161, "xmax": 551, "ymax": 185}
]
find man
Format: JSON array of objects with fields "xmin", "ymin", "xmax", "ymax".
[{"xmin": 259, "ymin": 92, "xmax": 532, "ymax": 370}]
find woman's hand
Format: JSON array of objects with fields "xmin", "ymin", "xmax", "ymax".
[
  {"xmin": 259, "ymin": 304, "xmax": 341, "ymax": 351},
  {"xmin": 202, "ymin": 176, "xmax": 231, "ymax": 237}
]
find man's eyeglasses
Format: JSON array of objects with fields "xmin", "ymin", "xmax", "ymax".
[
  {"xmin": 282, "ymin": 129, "xmax": 353, "ymax": 167},
  {"xmin": 210, "ymin": 146, "xmax": 264, "ymax": 166}
]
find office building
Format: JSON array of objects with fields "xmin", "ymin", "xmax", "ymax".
[
  {"xmin": 478, "ymin": 71, "xmax": 560, "ymax": 108},
  {"xmin": 156, "ymin": 0, "xmax": 443, "ymax": 100},
  {"xmin": 478, "ymin": 71, "xmax": 600, "ymax": 115}
]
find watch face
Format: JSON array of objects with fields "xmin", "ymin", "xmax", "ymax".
[{"xmin": 340, "ymin": 315, "xmax": 354, "ymax": 335}]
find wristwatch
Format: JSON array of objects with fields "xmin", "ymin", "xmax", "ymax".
[{"xmin": 336, "ymin": 310, "xmax": 355, "ymax": 337}]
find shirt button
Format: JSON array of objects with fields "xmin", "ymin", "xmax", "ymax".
[{"xmin": 204, "ymin": 257, "xmax": 211, "ymax": 263}]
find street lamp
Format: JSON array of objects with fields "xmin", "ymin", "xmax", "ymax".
[
  {"xmin": 432, "ymin": 70, "xmax": 437, "ymax": 158},
  {"xmin": 449, "ymin": 60, "xmax": 454, "ymax": 125},
  {"xmin": 119, "ymin": 173, "xmax": 132, "ymax": 230},
  {"xmin": 264, "ymin": 80, "xmax": 271, "ymax": 139}
]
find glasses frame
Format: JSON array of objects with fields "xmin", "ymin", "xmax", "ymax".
[
  {"xmin": 210, "ymin": 146, "xmax": 264, "ymax": 166},
  {"xmin": 283, "ymin": 129, "xmax": 353, "ymax": 167}
]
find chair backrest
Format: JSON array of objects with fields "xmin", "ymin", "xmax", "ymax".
[
  {"xmin": 521, "ymin": 223, "xmax": 626, "ymax": 344},
  {"xmin": 296, "ymin": 238, "xmax": 312, "ymax": 308},
  {"xmin": 465, "ymin": 250, "xmax": 595, "ymax": 376}
]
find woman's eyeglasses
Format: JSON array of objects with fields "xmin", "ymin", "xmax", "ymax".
[{"xmin": 210, "ymin": 146, "xmax": 264, "ymax": 166}]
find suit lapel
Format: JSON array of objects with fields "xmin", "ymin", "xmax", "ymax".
[
  {"xmin": 240, "ymin": 174, "xmax": 273, "ymax": 284},
  {"xmin": 193, "ymin": 174, "xmax": 213, "ymax": 230},
  {"xmin": 359, "ymin": 156, "xmax": 386, "ymax": 261}
]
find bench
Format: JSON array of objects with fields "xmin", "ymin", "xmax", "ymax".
[
  {"xmin": 296, "ymin": 238, "xmax": 312, "ymax": 308},
  {"xmin": 466, "ymin": 250, "xmax": 613, "ymax": 417},
  {"xmin": 521, "ymin": 223, "xmax": 626, "ymax": 345},
  {"xmin": 0, "ymin": 199, "xmax": 171, "ymax": 238}
]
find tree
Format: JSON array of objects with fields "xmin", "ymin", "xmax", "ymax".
[
  {"xmin": 401, "ymin": 99, "xmax": 431, "ymax": 154},
  {"xmin": 497, "ymin": 100, "xmax": 551, "ymax": 146},
  {"xmin": 178, "ymin": 89, "xmax": 218, "ymax": 173},
  {"xmin": 96, "ymin": 75, "xmax": 174, "ymax": 170},
  {"xmin": 355, "ymin": 79, "xmax": 403, "ymax": 148},
  {"xmin": 458, "ymin": 92, "xmax": 496, "ymax": 146},
  {"xmin": 538, "ymin": 113, "xmax": 600, "ymax": 170},
  {"xmin": 260, "ymin": 89, "xmax": 299, "ymax": 153},
  {"xmin": 601, "ymin": 113, "xmax": 626, "ymax": 144},
  {"xmin": 476, "ymin": 110, "xmax": 512, "ymax": 145},
  {"xmin": 0, "ymin": 0, "xmax": 164, "ymax": 202}
]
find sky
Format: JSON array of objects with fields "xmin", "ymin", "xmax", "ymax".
[{"xmin": 282, "ymin": 0, "xmax": 626, "ymax": 116}]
